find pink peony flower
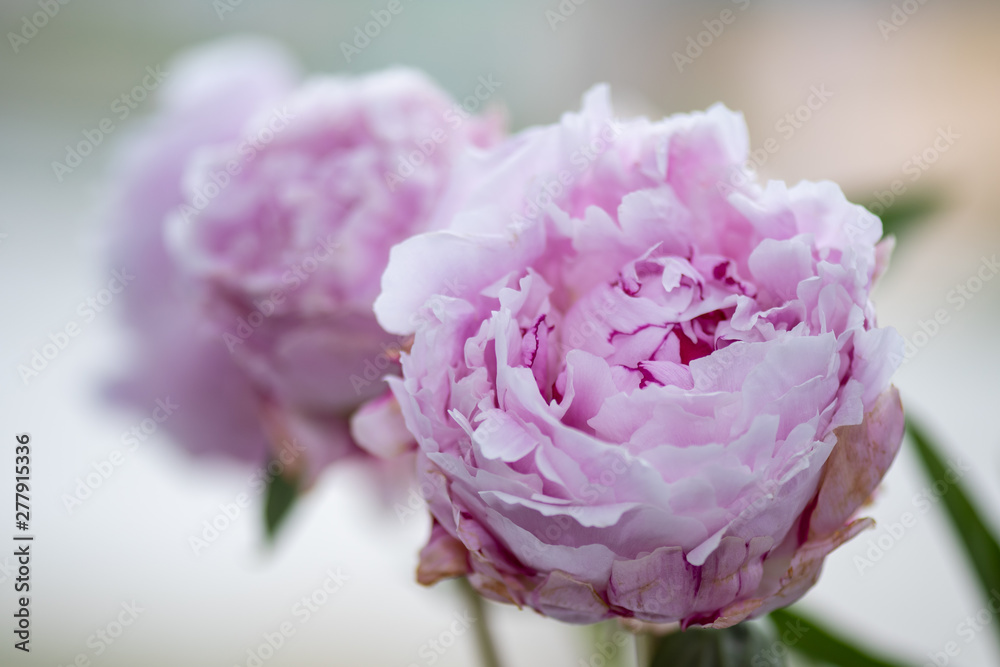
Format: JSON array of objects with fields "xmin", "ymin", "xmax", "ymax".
[
  {"xmin": 370, "ymin": 87, "xmax": 905, "ymax": 627},
  {"xmin": 108, "ymin": 37, "xmax": 299, "ymax": 464},
  {"xmin": 113, "ymin": 37, "xmax": 502, "ymax": 477}
]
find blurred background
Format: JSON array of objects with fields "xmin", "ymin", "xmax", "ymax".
[{"xmin": 1, "ymin": 1, "xmax": 999, "ymax": 665}]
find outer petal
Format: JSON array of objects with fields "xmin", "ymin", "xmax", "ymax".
[
  {"xmin": 530, "ymin": 570, "xmax": 613, "ymax": 624},
  {"xmin": 417, "ymin": 522, "xmax": 471, "ymax": 586},
  {"xmin": 710, "ymin": 518, "xmax": 874, "ymax": 628},
  {"xmin": 705, "ymin": 387, "xmax": 904, "ymax": 627},
  {"xmin": 807, "ymin": 386, "xmax": 905, "ymax": 539},
  {"xmin": 351, "ymin": 391, "xmax": 415, "ymax": 459}
]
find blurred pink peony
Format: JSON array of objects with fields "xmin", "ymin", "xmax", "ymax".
[
  {"xmin": 369, "ymin": 87, "xmax": 905, "ymax": 626},
  {"xmin": 111, "ymin": 37, "xmax": 502, "ymax": 477},
  {"xmin": 108, "ymin": 37, "xmax": 298, "ymax": 465}
]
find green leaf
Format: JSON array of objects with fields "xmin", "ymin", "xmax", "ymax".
[
  {"xmin": 263, "ymin": 465, "xmax": 300, "ymax": 540},
  {"xmin": 648, "ymin": 621, "xmax": 784, "ymax": 667},
  {"xmin": 907, "ymin": 418, "xmax": 1000, "ymax": 649},
  {"xmin": 870, "ymin": 189, "xmax": 942, "ymax": 241},
  {"xmin": 768, "ymin": 609, "xmax": 913, "ymax": 667}
]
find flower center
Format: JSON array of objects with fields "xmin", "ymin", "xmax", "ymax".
[{"xmin": 516, "ymin": 248, "xmax": 756, "ymax": 405}]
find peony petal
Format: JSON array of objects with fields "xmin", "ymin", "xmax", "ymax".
[
  {"xmin": 806, "ymin": 386, "xmax": 905, "ymax": 539},
  {"xmin": 609, "ymin": 547, "xmax": 698, "ymax": 622},
  {"xmin": 417, "ymin": 523, "xmax": 470, "ymax": 586},
  {"xmin": 530, "ymin": 571, "xmax": 612, "ymax": 624},
  {"xmin": 350, "ymin": 391, "xmax": 415, "ymax": 459}
]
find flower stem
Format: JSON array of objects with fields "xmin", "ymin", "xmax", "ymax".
[
  {"xmin": 459, "ymin": 578, "xmax": 503, "ymax": 667},
  {"xmin": 627, "ymin": 631, "xmax": 641, "ymax": 667},
  {"xmin": 633, "ymin": 631, "xmax": 656, "ymax": 666}
]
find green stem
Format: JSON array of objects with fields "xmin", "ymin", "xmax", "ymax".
[
  {"xmin": 627, "ymin": 631, "xmax": 641, "ymax": 667},
  {"xmin": 633, "ymin": 632, "xmax": 656, "ymax": 667},
  {"xmin": 459, "ymin": 578, "xmax": 503, "ymax": 667}
]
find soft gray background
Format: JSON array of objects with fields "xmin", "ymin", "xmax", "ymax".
[{"xmin": 1, "ymin": 1, "xmax": 999, "ymax": 665}]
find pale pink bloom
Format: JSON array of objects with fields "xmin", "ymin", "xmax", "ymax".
[
  {"xmin": 369, "ymin": 87, "xmax": 904, "ymax": 626},
  {"xmin": 113, "ymin": 37, "xmax": 501, "ymax": 477}
]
